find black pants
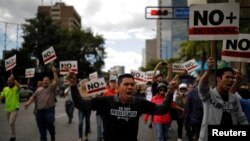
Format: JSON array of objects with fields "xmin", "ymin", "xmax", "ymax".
[
  {"xmin": 176, "ymin": 119, "xmax": 184, "ymax": 139},
  {"xmin": 85, "ymin": 109, "xmax": 91, "ymax": 136},
  {"xmin": 188, "ymin": 122, "xmax": 202, "ymax": 141},
  {"xmin": 65, "ymin": 101, "xmax": 74, "ymax": 122}
]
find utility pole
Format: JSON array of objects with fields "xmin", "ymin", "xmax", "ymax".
[
  {"xmin": 16, "ymin": 24, "xmax": 19, "ymax": 49},
  {"xmin": 4, "ymin": 22, "xmax": 7, "ymax": 59}
]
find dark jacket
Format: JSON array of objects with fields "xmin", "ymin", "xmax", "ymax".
[
  {"xmin": 70, "ymin": 85, "xmax": 173, "ymax": 141},
  {"xmin": 184, "ymin": 88, "xmax": 203, "ymax": 125}
]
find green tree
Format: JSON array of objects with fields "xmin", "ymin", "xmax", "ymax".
[
  {"xmin": 21, "ymin": 12, "xmax": 106, "ymax": 79},
  {"xmin": 22, "ymin": 12, "xmax": 61, "ymax": 73},
  {"xmin": 179, "ymin": 41, "xmax": 211, "ymax": 62}
]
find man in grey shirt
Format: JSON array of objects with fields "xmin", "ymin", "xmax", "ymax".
[
  {"xmin": 198, "ymin": 57, "xmax": 248, "ymax": 141},
  {"xmin": 24, "ymin": 63, "xmax": 59, "ymax": 141}
]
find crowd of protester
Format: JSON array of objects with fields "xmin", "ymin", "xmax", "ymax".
[{"xmin": 1, "ymin": 57, "xmax": 250, "ymax": 141}]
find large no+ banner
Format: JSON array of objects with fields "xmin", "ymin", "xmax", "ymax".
[{"xmin": 189, "ymin": 3, "xmax": 240, "ymax": 41}]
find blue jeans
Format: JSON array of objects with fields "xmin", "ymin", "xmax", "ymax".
[
  {"xmin": 96, "ymin": 114, "xmax": 103, "ymax": 141},
  {"xmin": 78, "ymin": 110, "xmax": 85, "ymax": 138},
  {"xmin": 36, "ymin": 107, "xmax": 55, "ymax": 141},
  {"xmin": 154, "ymin": 123, "xmax": 171, "ymax": 141}
]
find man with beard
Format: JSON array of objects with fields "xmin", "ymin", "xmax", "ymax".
[
  {"xmin": 0, "ymin": 74, "xmax": 20, "ymax": 141},
  {"xmin": 24, "ymin": 64, "xmax": 58, "ymax": 141},
  {"xmin": 67, "ymin": 73, "xmax": 177, "ymax": 141}
]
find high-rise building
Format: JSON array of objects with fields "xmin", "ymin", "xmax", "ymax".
[
  {"xmin": 110, "ymin": 66, "xmax": 125, "ymax": 76},
  {"xmin": 38, "ymin": 2, "xmax": 81, "ymax": 30},
  {"xmin": 156, "ymin": 0, "xmax": 188, "ymax": 59},
  {"xmin": 156, "ymin": 0, "xmax": 249, "ymax": 60},
  {"xmin": 143, "ymin": 39, "xmax": 158, "ymax": 67}
]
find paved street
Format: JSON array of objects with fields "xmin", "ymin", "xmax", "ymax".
[{"xmin": 0, "ymin": 97, "xmax": 187, "ymax": 141}]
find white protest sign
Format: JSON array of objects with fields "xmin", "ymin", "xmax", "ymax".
[
  {"xmin": 189, "ymin": 3, "xmax": 239, "ymax": 40},
  {"xmin": 145, "ymin": 71, "xmax": 154, "ymax": 82},
  {"xmin": 222, "ymin": 34, "xmax": 250, "ymax": 63},
  {"xmin": 172, "ymin": 63, "xmax": 186, "ymax": 73},
  {"xmin": 59, "ymin": 61, "xmax": 78, "ymax": 75},
  {"xmin": 5, "ymin": 55, "xmax": 16, "ymax": 71},
  {"xmin": 131, "ymin": 70, "xmax": 147, "ymax": 84},
  {"xmin": 25, "ymin": 68, "xmax": 35, "ymax": 78},
  {"xmin": 42, "ymin": 46, "xmax": 57, "ymax": 65},
  {"xmin": 89, "ymin": 71, "xmax": 98, "ymax": 80},
  {"xmin": 183, "ymin": 59, "xmax": 198, "ymax": 73},
  {"xmin": 86, "ymin": 77, "xmax": 106, "ymax": 96}
]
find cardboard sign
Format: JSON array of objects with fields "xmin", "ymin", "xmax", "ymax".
[
  {"xmin": 183, "ymin": 59, "xmax": 198, "ymax": 73},
  {"xmin": 86, "ymin": 77, "xmax": 106, "ymax": 96},
  {"xmin": 42, "ymin": 47, "xmax": 57, "ymax": 64},
  {"xmin": 189, "ymin": 3, "xmax": 239, "ymax": 40},
  {"xmin": 5, "ymin": 55, "xmax": 16, "ymax": 71},
  {"xmin": 59, "ymin": 61, "xmax": 78, "ymax": 75},
  {"xmin": 131, "ymin": 70, "xmax": 146, "ymax": 84},
  {"xmin": 89, "ymin": 72, "xmax": 98, "ymax": 80},
  {"xmin": 172, "ymin": 63, "xmax": 186, "ymax": 73},
  {"xmin": 25, "ymin": 68, "xmax": 35, "ymax": 78},
  {"xmin": 222, "ymin": 34, "xmax": 250, "ymax": 63}
]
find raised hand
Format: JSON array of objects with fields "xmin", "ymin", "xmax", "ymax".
[
  {"xmin": 50, "ymin": 63, "xmax": 57, "ymax": 72},
  {"xmin": 65, "ymin": 71, "xmax": 77, "ymax": 86},
  {"xmin": 168, "ymin": 80, "xmax": 178, "ymax": 94},
  {"xmin": 235, "ymin": 70, "xmax": 242, "ymax": 81},
  {"xmin": 207, "ymin": 57, "xmax": 214, "ymax": 70}
]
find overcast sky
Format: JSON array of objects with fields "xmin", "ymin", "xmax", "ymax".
[{"xmin": 0, "ymin": 0, "xmax": 157, "ymax": 73}]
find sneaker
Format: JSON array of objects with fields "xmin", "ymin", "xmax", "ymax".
[
  {"xmin": 9, "ymin": 138, "xmax": 16, "ymax": 141},
  {"xmin": 177, "ymin": 138, "xmax": 182, "ymax": 141},
  {"xmin": 148, "ymin": 123, "xmax": 152, "ymax": 129},
  {"xmin": 68, "ymin": 118, "xmax": 72, "ymax": 124},
  {"xmin": 51, "ymin": 136, "xmax": 55, "ymax": 141}
]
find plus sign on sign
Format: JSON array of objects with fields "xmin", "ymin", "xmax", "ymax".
[
  {"xmin": 189, "ymin": 3, "xmax": 240, "ymax": 41},
  {"xmin": 59, "ymin": 61, "xmax": 78, "ymax": 75},
  {"xmin": 42, "ymin": 46, "xmax": 57, "ymax": 64},
  {"xmin": 86, "ymin": 77, "xmax": 107, "ymax": 96}
]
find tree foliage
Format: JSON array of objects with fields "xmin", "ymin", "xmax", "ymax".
[
  {"xmin": 21, "ymin": 12, "xmax": 106, "ymax": 79},
  {"xmin": 2, "ymin": 11, "xmax": 106, "ymax": 86}
]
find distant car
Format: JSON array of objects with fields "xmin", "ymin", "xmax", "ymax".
[{"xmin": 19, "ymin": 85, "xmax": 33, "ymax": 100}]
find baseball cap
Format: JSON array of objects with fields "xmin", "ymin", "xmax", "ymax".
[
  {"xmin": 109, "ymin": 75, "xmax": 117, "ymax": 82},
  {"xmin": 179, "ymin": 83, "xmax": 188, "ymax": 89},
  {"xmin": 156, "ymin": 73, "xmax": 164, "ymax": 77},
  {"xmin": 157, "ymin": 83, "xmax": 167, "ymax": 90}
]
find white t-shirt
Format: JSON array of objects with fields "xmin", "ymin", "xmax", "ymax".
[{"xmin": 145, "ymin": 87, "xmax": 152, "ymax": 101}]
